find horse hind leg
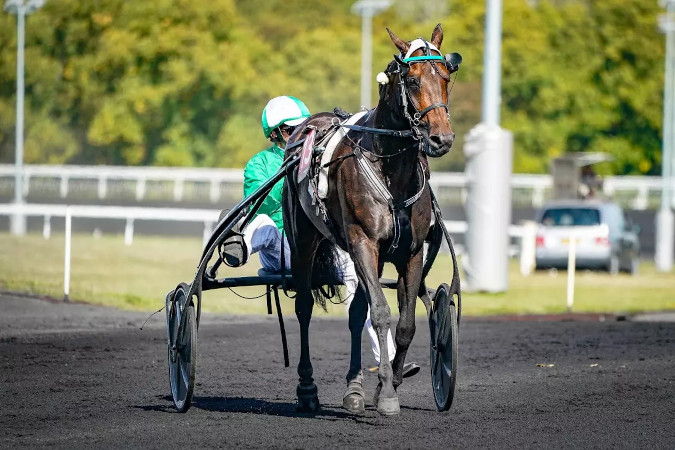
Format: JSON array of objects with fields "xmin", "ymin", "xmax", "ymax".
[
  {"xmin": 295, "ymin": 290, "xmax": 320, "ymax": 412},
  {"xmin": 292, "ymin": 246, "xmax": 323, "ymax": 412}
]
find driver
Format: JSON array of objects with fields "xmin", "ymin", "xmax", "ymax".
[{"xmin": 221, "ymin": 95, "xmax": 419, "ymax": 378}]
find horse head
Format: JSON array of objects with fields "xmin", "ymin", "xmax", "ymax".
[{"xmin": 378, "ymin": 24, "xmax": 460, "ymax": 158}]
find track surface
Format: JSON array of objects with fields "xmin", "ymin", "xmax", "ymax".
[{"xmin": 1, "ymin": 293, "xmax": 674, "ymax": 449}]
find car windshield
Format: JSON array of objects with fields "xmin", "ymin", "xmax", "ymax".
[{"xmin": 540, "ymin": 207, "xmax": 601, "ymax": 227}]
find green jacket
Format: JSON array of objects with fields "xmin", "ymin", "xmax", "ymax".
[{"xmin": 243, "ymin": 144, "xmax": 284, "ymax": 230}]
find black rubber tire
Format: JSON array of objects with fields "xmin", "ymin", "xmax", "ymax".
[
  {"xmin": 429, "ymin": 283, "xmax": 458, "ymax": 412},
  {"xmin": 166, "ymin": 283, "xmax": 197, "ymax": 413}
]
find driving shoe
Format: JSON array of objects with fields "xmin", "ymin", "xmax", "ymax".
[{"xmin": 220, "ymin": 230, "xmax": 248, "ymax": 268}]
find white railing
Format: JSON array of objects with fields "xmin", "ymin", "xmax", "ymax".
[
  {"xmin": 0, "ymin": 164, "xmax": 243, "ymax": 203},
  {"xmin": 4, "ymin": 202, "xmax": 523, "ymax": 300},
  {"xmin": 0, "ymin": 164, "xmax": 665, "ymax": 209},
  {"xmin": 0, "ymin": 203, "xmax": 221, "ymax": 246}
]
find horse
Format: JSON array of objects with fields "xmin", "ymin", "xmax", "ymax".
[{"xmin": 282, "ymin": 24, "xmax": 459, "ymax": 416}]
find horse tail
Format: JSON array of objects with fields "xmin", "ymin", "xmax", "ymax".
[{"xmin": 310, "ymin": 239, "xmax": 343, "ymax": 311}]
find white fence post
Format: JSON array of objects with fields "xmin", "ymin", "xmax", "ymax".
[
  {"xmin": 64, "ymin": 206, "xmax": 72, "ymax": 302},
  {"xmin": 566, "ymin": 231, "xmax": 576, "ymax": 312},
  {"xmin": 203, "ymin": 221, "xmax": 214, "ymax": 248},
  {"xmin": 519, "ymin": 221, "xmax": 537, "ymax": 276},
  {"xmin": 124, "ymin": 218, "xmax": 134, "ymax": 246},
  {"xmin": 43, "ymin": 214, "xmax": 51, "ymax": 239}
]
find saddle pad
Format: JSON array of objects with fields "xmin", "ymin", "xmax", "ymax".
[{"xmin": 317, "ymin": 110, "xmax": 368, "ymax": 198}]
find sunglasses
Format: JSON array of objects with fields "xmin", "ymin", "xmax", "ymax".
[{"xmin": 278, "ymin": 125, "xmax": 295, "ymax": 135}]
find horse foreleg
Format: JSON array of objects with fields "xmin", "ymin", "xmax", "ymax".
[
  {"xmin": 343, "ymin": 286, "xmax": 367, "ymax": 414},
  {"xmin": 350, "ymin": 240, "xmax": 399, "ymax": 415},
  {"xmin": 392, "ymin": 251, "xmax": 424, "ymax": 389}
]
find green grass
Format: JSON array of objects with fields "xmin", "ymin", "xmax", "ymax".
[{"xmin": 1, "ymin": 232, "xmax": 673, "ymax": 316}]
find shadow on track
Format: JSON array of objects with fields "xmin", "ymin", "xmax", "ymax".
[{"xmin": 137, "ymin": 395, "xmax": 430, "ymax": 422}]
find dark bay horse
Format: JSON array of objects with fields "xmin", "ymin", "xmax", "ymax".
[{"xmin": 283, "ymin": 24, "xmax": 458, "ymax": 416}]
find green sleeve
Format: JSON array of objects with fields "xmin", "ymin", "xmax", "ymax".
[{"xmin": 243, "ymin": 152, "xmax": 284, "ymax": 230}]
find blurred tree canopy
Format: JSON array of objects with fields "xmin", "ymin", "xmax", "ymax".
[{"xmin": 0, "ymin": 0, "xmax": 668, "ymax": 174}]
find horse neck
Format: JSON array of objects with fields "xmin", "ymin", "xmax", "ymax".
[{"xmin": 371, "ymin": 95, "xmax": 423, "ymax": 187}]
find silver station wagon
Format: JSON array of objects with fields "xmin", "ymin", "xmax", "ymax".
[{"xmin": 534, "ymin": 200, "xmax": 640, "ymax": 274}]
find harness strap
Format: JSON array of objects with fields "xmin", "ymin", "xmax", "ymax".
[
  {"xmin": 354, "ymin": 148, "xmax": 427, "ymax": 253},
  {"xmin": 340, "ymin": 123, "xmax": 415, "ymax": 138},
  {"xmin": 354, "ymin": 148, "xmax": 394, "ymax": 208},
  {"xmin": 416, "ymin": 102, "xmax": 448, "ymax": 119}
]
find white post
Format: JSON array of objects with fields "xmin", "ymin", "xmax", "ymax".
[
  {"xmin": 203, "ymin": 221, "xmax": 214, "ymax": 249},
  {"xmin": 352, "ymin": 0, "xmax": 391, "ymax": 109},
  {"xmin": 135, "ymin": 178, "xmax": 146, "ymax": 201},
  {"xmin": 9, "ymin": 5, "xmax": 26, "ymax": 235},
  {"xmin": 64, "ymin": 206, "xmax": 72, "ymax": 302},
  {"xmin": 124, "ymin": 218, "xmax": 134, "ymax": 246},
  {"xmin": 656, "ymin": 0, "xmax": 675, "ymax": 272},
  {"xmin": 97, "ymin": 176, "xmax": 107, "ymax": 199},
  {"xmin": 42, "ymin": 214, "xmax": 50, "ymax": 239},
  {"xmin": 482, "ymin": 0, "xmax": 503, "ymax": 126},
  {"xmin": 566, "ymin": 231, "xmax": 576, "ymax": 312},
  {"xmin": 59, "ymin": 175, "xmax": 68, "ymax": 198},
  {"xmin": 209, "ymin": 180, "xmax": 220, "ymax": 203},
  {"xmin": 462, "ymin": 0, "xmax": 512, "ymax": 292},
  {"xmin": 359, "ymin": 9, "xmax": 373, "ymax": 109},
  {"xmin": 519, "ymin": 221, "xmax": 537, "ymax": 276},
  {"xmin": 173, "ymin": 178, "xmax": 184, "ymax": 202}
]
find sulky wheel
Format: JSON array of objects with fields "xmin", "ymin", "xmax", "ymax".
[
  {"xmin": 166, "ymin": 282, "xmax": 197, "ymax": 413},
  {"xmin": 429, "ymin": 283, "xmax": 458, "ymax": 411}
]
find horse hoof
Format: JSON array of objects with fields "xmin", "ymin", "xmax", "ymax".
[
  {"xmin": 342, "ymin": 393, "xmax": 365, "ymax": 415},
  {"xmin": 377, "ymin": 397, "xmax": 400, "ymax": 416},
  {"xmin": 296, "ymin": 395, "xmax": 321, "ymax": 412},
  {"xmin": 296, "ymin": 383, "xmax": 320, "ymax": 412}
]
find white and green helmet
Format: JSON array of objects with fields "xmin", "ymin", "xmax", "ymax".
[{"xmin": 261, "ymin": 96, "xmax": 310, "ymax": 138}]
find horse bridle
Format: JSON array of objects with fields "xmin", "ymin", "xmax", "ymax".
[
  {"xmin": 340, "ymin": 44, "xmax": 462, "ymax": 151},
  {"xmin": 392, "ymin": 43, "xmax": 461, "ymax": 141}
]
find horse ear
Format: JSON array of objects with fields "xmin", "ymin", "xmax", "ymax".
[
  {"xmin": 431, "ymin": 23, "xmax": 443, "ymax": 49},
  {"xmin": 387, "ymin": 28, "xmax": 410, "ymax": 54}
]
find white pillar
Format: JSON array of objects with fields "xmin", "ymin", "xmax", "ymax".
[
  {"xmin": 10, "ymin": 7, "xmax": 26, "ymax": 235},
  {"xmin": 463, "ymin": 0, "xmax": 512, "ymax": 292},
  {"xmin": 656, "ymin": 0, "xmax": 675, "ymax": 272}
]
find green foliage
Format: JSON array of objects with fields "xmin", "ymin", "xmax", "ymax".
[{"xmin": 0, "ymin": 0, "xmax": 668, "ymax": 174}]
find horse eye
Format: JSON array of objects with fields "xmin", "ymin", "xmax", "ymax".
[{"xmin": 406, "ymin": 77, "xmax": 420, "ymax": 88}]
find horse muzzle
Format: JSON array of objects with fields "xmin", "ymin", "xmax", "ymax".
[{"xmin": 425, "ymin": 132, "xmax": 455, "ymax": 157}]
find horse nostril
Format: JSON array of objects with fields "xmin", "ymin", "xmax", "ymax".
[{"xmin": 430, "ymin": 133, "xmax": 455, "ymax": 149}]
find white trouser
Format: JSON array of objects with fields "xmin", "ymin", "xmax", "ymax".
[
  {"xmin": 243, "ymin": 214, "xmax": 291, "ymax": 272},
  {"xmin": 243, "ymin": 214, "xmax": 394, "ymax": 365},
  {"xmin": 341, "ymin": 261, "xmax": 396, "ymax": 366}
]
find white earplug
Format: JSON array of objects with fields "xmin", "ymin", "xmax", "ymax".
[{"xmin": 376, "ymin": 72, "xmax": 389, "ymax": 85}]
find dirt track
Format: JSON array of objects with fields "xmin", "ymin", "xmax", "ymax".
[{"xmin": 1, "ymin": 292, "xmax": 674, "ymax": 449}]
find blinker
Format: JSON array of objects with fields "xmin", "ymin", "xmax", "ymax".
[{"xmin": 444, "ymin": 53, "xmax": 462, "ymax": 73}]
